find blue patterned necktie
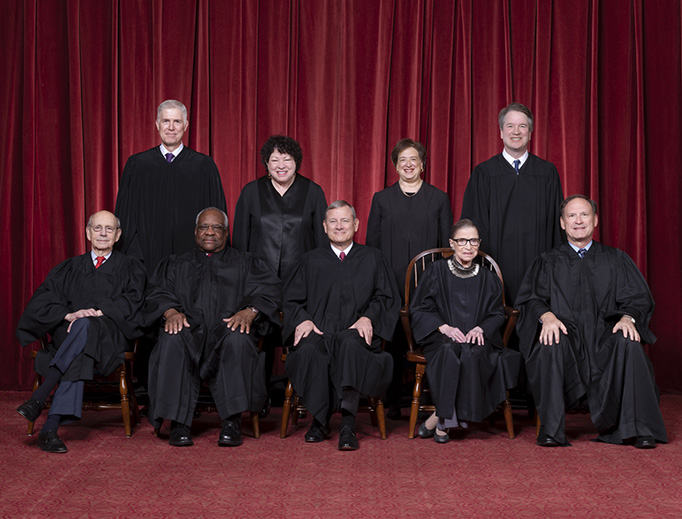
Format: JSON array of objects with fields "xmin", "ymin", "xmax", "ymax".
[
  {"xmin": 577, "ymin": 248, "xmax": 587, "ymax": 258},
  {"xmin": 513, "ymin": 159, "xmax": 520, "ymax": 175},
  {"xmin": 165, "ymin": 153, "xmax": 174, "ymax": 163}
]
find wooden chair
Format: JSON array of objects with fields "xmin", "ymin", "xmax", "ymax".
[
  {"xmin": 400, "ymin": 248, "xmax": 519, "ymax": 439},
  {"xmin": 279, "ymin": 349, "xmax": 388, "ymax": 440},
  {"xmin": 27, "ymin": 336, "xmax": 139, "ymax": 437}
]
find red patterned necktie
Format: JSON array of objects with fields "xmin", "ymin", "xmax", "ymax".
[
  {"xmin": 95, "ymin": 256, "xmax": 105, "ymax": 269},
  {"xmin": 339, "ymin": 252, "xmax": 346, "ymax": 261}
]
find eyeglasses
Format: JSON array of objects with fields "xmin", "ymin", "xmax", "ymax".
[
  {"xmin": 197, "ymin": 224, "xmax": 227, "ymax": 233},
  {"xmin": 89, "ymin": 225, "xmax": 118, "ymax": 234},
  {"xmin": 451, "ymin": 238, "xmax": 481, "ymax": 247}
]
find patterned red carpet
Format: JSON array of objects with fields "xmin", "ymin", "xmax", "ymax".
[{"xmin": 1, "ymin": 391, "xmax": 681, "ymax": 518}]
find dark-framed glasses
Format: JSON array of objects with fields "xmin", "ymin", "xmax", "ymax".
[
  {"xmin": 197, "ymin": 224, "xmax": 227, "ymax": 233},
  {"xmin": 451, "ymin": 238, "xmax": 481, "ymax": 247}
]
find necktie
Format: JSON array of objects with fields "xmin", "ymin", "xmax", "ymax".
[
  {"xmin": 339, "ymin": 252, "xmax": 346, "ymax": 261},
  {"xmin": 513, "ymin": 159, "xmax": 520, "ymax": 175},
  {"xmin": 165, "ymin": 153, "xmax": 174, "ymax": 163},
  {"xmin": 95, "ymin": 256, "xmax": 105, "ymax": 269},
  {"xmin": 577, "ymin": 248, "xmax": 587, "ymax": 258}
]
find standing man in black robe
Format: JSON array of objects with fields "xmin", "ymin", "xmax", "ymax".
[
  {"xmin": 16, "ymin": 211, "xmax": 146, "ymax": 453},
  {"xmin": 461, "ymin": 102, "xmax": 564, "ymax": 305},
  {"xmin": 114, "ymin": 99, "xmax": 227, "ymax": 273},
  {"xmin": 145, "ymin": 208, "xmax": 281, "ymax": 447},
  {"xmin": 283, "ymin": 200, "xmax": 400, "ymax": 450},
  {"xmin": 516, "ymin": 195, "xmax": 666, "ymax": 448}
]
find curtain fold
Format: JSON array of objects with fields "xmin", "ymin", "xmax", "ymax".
[{"xmin": 1, "ymin": 0, "xmax": 681, "ymax": 391}]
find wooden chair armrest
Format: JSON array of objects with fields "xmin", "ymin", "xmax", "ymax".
[{"xmin": 502, "ymin": 306, "xmax": 520, "ymax": 347}]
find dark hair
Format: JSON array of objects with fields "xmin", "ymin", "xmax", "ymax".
[
  {"xmin": 326, "ymin": 200, "xmax": 356, "ymax": 220},
  {"xmin": 560, "ymin": 195, "xmax": 598, "ymax": 217},
  {"xmin": 450, "ymin": 218, "xmax": 479, "ymax": 240},
  {"xmin": 260, "ymin": 135, "xmax": 303, "ymax": 173},
  {"xmin": 390, "ymin": 138, "xmax": 427, "ymax": 168},
  {"xmin": 498, "ymin": 102, "xmax": 534, "ymax": 132}
]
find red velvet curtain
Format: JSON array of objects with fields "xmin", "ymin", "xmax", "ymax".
[{"xmin": 2, "ymin": 0, "xmax": 681, "ymax": 391}]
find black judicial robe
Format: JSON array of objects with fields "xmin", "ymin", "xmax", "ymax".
[
  {"xmin": 283, "ymin": 245, "xmax": 400, "ymax": 410},
  {"xmin": 114, "ymin": 146, "xmax": 227, "ymax": 272},
  {"xmin": 461, "ymin": 153, "xmax": 563, "ymax": 305},
  {"xmin": 145, "ymin": 247, "xmax": 282, "ymax": 360},
  {"xmin": 367, "ymin": 182, "xmax": 453, "ymax": 300},
  {"xmin": 516, "ymin": 242, "xmax": 666, "ymax": 444},
  {"xmin": 232, "ymin": 174, "xmax": 327, "ymax": 283},
  {"xmin": 410, "ymin": 260, "xmax": 520, "ymax": 422},
  {"xmin": 16, "ymin": 252, "xmax": 146, "ymax": 380}
]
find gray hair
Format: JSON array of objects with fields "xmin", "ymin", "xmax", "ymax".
[
  {"xmin": 326, "ymin": 200, "xmax": 357, "ymax": 220},
  {"xmin": 498, "ymin": 102, "xmax": 534, "ymax": 132},
  {"xmin": 157, "ymin": 99, "xmax": 188, "ymax": 122},
  {"xmin": 87, "ymin": 212, "xmax": 121, "ymax": 229},
  {"xmin": 196, "ymin": 207, "xmax": 229, "ymax": 227}
]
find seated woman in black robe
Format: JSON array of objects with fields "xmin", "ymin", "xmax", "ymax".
[{"xmin": 409, "ymin": 219, "xmax": 520, "ymax": 443}]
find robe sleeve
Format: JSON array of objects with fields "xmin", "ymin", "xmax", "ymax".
[
  {"xmin": 360, "ymin": 251, "xmax": 400, "ymax": 341},
  {"xmin": 16, "ymin": 260, "xmax": 74, "ymax": 346},
  {"xmin": 143, "ymin": 256, "xmax": 185, "ymax": 326},
  {"xmin": 365, "ymin": 193, "xmax": 382, "ymax": 248},
  {"xmin": 97, "ymin": 257, "xmax": 147, "ymax": 340},
  {"xmin": 231, "ymin": 184, "xmax": 253, "ymax": 252},
  {"xmin": 114, "ymin": 155, "xmax": 142, "ymax": 258},
  {"xmin": 311, "ymin": 183, "xmax": 329, "ymax": 247},
  {"xmin": 282, "ymin": 258, "xmax": 314, "ymax": 341},
  {"xmin": 514, "ymin": 255, "xmax": 554, "ymax": 357},
  {"xmin": 610, "ymin": 251, "xmax": 656, "ymax": 344},
  {"xmin": 476, "ymin": 271, "xmax": 506, "ymax": 341},
  {"xmin": 409, "ymin": 263, "xmax": 447, "ymax": 342},
  {"xmin": 437, "ymin": 192, "xmax": 454, "ymax": 246},
  {"xmin": 460, "ymin": 164, "xmax": 491, "ymax": 246},
  {"xmin": 547, "ymin": 164, "xmax": 565, "ymax": 249},
  {"xmin": 239, "ymin": 255, "xmax": 282, "ymax": 329}
]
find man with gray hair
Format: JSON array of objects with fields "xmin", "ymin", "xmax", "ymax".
[
  {"xmin": 283, "ymin": 201, "xmax": 399, "ymax": 450},
  {"xmin": 145, "ymin": 208, "xmax": 281, "ymax": 447},
  {"xmin": 115, "ymin": 99, "xmax": 227, "ymax": 273},
  {"xmin": 16, "ymin": 210, "xmax": 146, "ymax": 453}
]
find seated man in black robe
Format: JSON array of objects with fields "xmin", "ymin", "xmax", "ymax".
[
  {"xmin": 283, "ymin": 200, "xmax": 399, "ymax": 450},
  {"xmin": 516, "ymin": 195, "xmax": 667, "ymax": 448},
  {"xmin": 16, "ymin": 211, "xmax": 146, "ymax": 453},
  {"xmin": 145, "ymin": 208, "xmax": 281, "ymax": 447}
]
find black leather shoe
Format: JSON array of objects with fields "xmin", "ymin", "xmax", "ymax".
[
  {"xmin": 536, "ymin": 434, "xmax": 561, "ymax": 447},
  {"xmin": 305, "ymin": 422, "xmax": 329, "ymax": 443},
  {"xmin": 433, "ymin": 430, "xmax": 450, "ymax": 444},
  {"xmin": 418, "ymin": 422, "xmax": 435, "ymax": 439},
  {"xmin": 218, "ymin": 419, "xmax": 243, "ymax": 447},
  {"xmin": 634, "ymin": 436, "xmax": 656, "ymax": 449},
  {"xmin": 169, "ymin": 425, "xmax": 194, "ymax": 447},
  {"xmin": 37, "ymin": 430, "xmax": 67, "ymax": 453},
  {"xmin": 338, "ymin": 425, "xmax": 359, "ymax": 451},
  {"xmin": 17, "ymin": 398, "xmax": 43, "ymax": 422}
]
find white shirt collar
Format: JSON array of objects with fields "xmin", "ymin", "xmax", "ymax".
[
  {"xmin": 502, "ymin": 149, "xmax": 529, "ymax": 168},
  {"xmin": 331, "ymin": 242, "xmax": 353, "ymax": 258},
  {"xmin": 568, "ymin": 241, "xmax": 593, "ymax": 254},
  {"xmin": 160, "ymin": 143, "xmax": 184, "ymax": 159},
  {"xmin": 91, "ymin": 250, "xmax": 113, "ymax": 265}
]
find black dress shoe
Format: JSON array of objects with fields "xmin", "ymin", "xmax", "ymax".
[
  {"xmin": 418, "ymin": 422, "xmax": 435, "ymax": 439},
  {"xmin": 338, "ymin": 425, "xmax": 359, "ymax": 451},
  {"xmin": 17, "ymin": 398, "xmax": 43, "ymax": 422},
  {"xmin": 218, "ymin": 419, "xmax": 243, "ymax": 447},
  {"xmin": 305, "ymin": 422, "xmax": 329, "ymax": 443},
  {"xmin": 634, "ymin": 436, "xmax": 657, "ymax": 449},
  {"xmin": 37, "ymin": 430, "xmax": 67, "ymax": 453},
  {"xmin": 536, "ymin": 434, "xmax": 561, "ymax": 447},
  {"xmin": 433, "ymin": 430, "xmax": 450, "ymax": 444},
  {"xmin": 169, "ymin": 425, "xmax": 194, "ymax": 447}
]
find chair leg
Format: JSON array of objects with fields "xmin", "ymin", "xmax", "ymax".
[
  {"xmin": 409, "ymin": 364, "xmax": 425, "ymax": 439},
  {"xmin": 251, "ymin": 412, "xmax": 260, "ymax": 439},
  {"xmin": 368, "ymin": 397, "xmax": 378, "ymax": 427},
  {"xmin": 280, "ymin": 379, "xmax": 295, "ymax": 438},
  {"xmin": 125, "ymin": 358, "xmax": 140, "ymax": 426},
  {"xmin": 374, "ymin": 398, "xmax": 387, "ymax": 440},
  {"xmin": 27, "ymin": 373, "xmax": 42, "ymax": 436},
  {"xmin": 503, "ymin": 390, "xmax": 515, "ymax": 439},
  {"xmin": 292, "ymin": 396, "xmax": 301, "ymax": 425},
  {"xmin": 119, "ymin": 364, "xmax": 132, "ymax": 437}
]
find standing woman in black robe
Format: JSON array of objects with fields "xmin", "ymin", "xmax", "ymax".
[
  {"xmin": 410, "ymin": 220, "xmax": 520, "ymax": 443},
  {"xmin": 232, "ymin": 135, "xmax": 328, "ymax": 400},
  {"xmin": 366, "ymin": 138, "xmax": 453, "ymax": 418}
]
